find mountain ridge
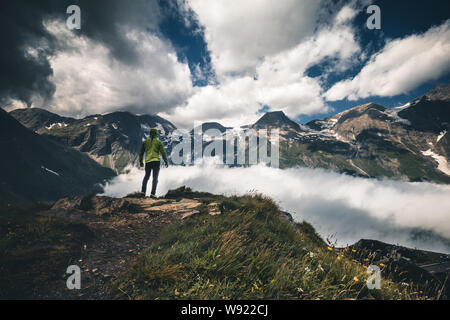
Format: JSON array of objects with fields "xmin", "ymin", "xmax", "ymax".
[
  {"xmin": 8, "ymin": 85, "xmax": 450, "ymax": 183},
  {"xmin": 10, "ymin": 108, "xmax": 177, "ymax": 173},
  {"xmin": 0, "ymin": 108, "xmax": 115, "ymax": 203}
]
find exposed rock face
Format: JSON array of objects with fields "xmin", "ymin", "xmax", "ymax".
[
  {"xmin": 294, "ymin": 88, "xmax": 450, "ymax": 182},
  {"xmin": 253, "ymin": 110, "xmax": 303, "ymax": 132},
  {"xmin": 10, "ymin": 109, "xmax": 177, "ymax": 173},
  {"xmin": 190, "ymin": 86, "xmax": 450, "ymax": 183},
  {"xmin": 8, "ymin": 108, "xmax": 76, "ymax": 132},
  {"xmin": 9, "ymin": 85, "xmax": 450, "ymax": 183}
]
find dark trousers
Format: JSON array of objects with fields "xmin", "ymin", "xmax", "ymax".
[{"xmin": 141, "ymin": 161, "xmax": 161, "ymax": 195}]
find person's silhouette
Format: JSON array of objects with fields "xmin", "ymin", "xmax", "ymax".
[{"xmin": 139, "ymin": 128, "xmax": 169, "ymax": 198}]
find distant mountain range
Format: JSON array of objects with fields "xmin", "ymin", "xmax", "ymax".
[
  {"xmin": 8, "ymin": 85, "xmax": 450, "ymax": 185},
  {"xmin": 0, "ymin": 109, "xmax": 115, "ymax": 203},
  {"xmin": 10, "ymin": 108, "xmax": 176, "ymax": 173},
  {"xmin": 275, "ymin": 85, "xmax": 450, "ymax": 183}
]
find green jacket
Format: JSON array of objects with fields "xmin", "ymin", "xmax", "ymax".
[{"xmin": 139, "ymin": 129, "xmax": 168, "ymax": 164}]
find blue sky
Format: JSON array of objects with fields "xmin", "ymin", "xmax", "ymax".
[
  {"xmin": 4, "ymin": 0, "xmax": 449, "ymax": 128},
  {"xmin": 156, "ymin": 0, "xmax": 450, "ymax": 124}
]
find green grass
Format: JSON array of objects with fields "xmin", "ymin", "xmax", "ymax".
[
  {"xmin": 279, "ymin": 142, "xmax": 359, "ymax": 174},
  {"xmin": 352, "ymin": 157, "xmax": 395, "ymax": 178},
  {"xmin": 112, "ymin": 193, "xmax": 420, "ymax": 300},
  {"xmin": 0, "ymin": 203, "xmax": 93, "ymax": 299}
]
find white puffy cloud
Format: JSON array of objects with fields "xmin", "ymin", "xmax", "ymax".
[
  {"xmin": 161, "ymin": 76, "xmax": 261, "ymax": 128},
  {"xmin": 16, "ymin": 2, "xmax": 363, "ymax": 128},
  {"xmin": 325, "ymin": 20, "xmax": 450, "ymax": 101},
  {"xmin": 184, "ymin": 0, "xmax": 324, "ymax": 77},
  {"xmin": 255, "ymin": 18, "xmax": 360, "ymax": 116},
  {"xmin": 34, "ymin": 20, "xmax": 194, "ymax": 118},
  {"xmin": 102, "ymin": 163, "xmax": 450, "ymax": 253},
  {"xmin": 334, "ymin": 5, "xmax": 358, "ymax": 25},
  {"xmin": 163, "ymin": 4, "xmax": 361, "ymax": 127}
]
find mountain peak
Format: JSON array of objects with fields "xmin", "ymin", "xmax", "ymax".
[
  {"xmin": 253, "ymin": 110, "xmax": 301, "ymax": 131},
  {"xmin": 191, "ymin": 122, "xmax": 231, "ymax": 134}
]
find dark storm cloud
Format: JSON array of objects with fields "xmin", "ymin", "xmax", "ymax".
[
  {"xmin": 0, "ymin": 0, "xmax": 161, "ymax": 106},
  {"xmin": 70, "ymin": 0, "xmax": 161, "ymax": 64},
  {"xmin": 0, "ymin": 0, "xmax": 60, "ymax": 105}
]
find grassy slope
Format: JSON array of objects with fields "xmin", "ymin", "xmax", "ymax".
[{"xmin": 112, "ymin": 193, "xmax": 421, "ymax": 300}]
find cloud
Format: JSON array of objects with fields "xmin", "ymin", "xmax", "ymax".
[
  {"xmin": 0, "ymin": 0, "xmax": 58, "ymax": 106},
  {"xmin": 102, "ymin": 163, "xmax": 450, "ymax": 253},
  {"xmin": 0, "ymin": 0, "xmax": 191, "ymax": 117},
  {"xmin": 184, "ymin": 0, "xmax": 324, "ymax": 78},
  {"xmin": 163, "ymin": 3, "xmax": 361, "ymax": 127},
  {"xmin": 161, "ymin": 76, "xmax": 261, "ymax": 128},
  {"xmin": 39, "ymin": 20, "xmax": 193, "ymax": 117},
  {"xmin": 325, "ymin": 19, "xmax": 450, "ymax": 101},
  {"xmin": 0, "ymin": 1, "xmax": 365, "ymax": 127}
]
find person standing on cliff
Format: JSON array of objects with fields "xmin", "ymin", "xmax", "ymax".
[{"xmin": 139, "ymin": 128, "xmax": 169, "ymax": 198}]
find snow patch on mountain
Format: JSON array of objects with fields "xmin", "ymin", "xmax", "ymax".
[
  {"xmin": 41, "ymin": 166, "xmax": 60, "ymax": 176},
  {"xmin": 385, "ymin": 103, "xmax": 411, "ymax": 125},
  {"xmin": 437, "ymin": 130, "xmax": 447, "ymax": 143},
  {"xmin": 155, "ymin": 123, "xmax": 166, "ymax": 136},
  {"xmin": 45, "ymin": 122, "xmax": 68, "ymax": 130},
  {"xmin": 422, "ymin": 149, "xmax": 450, "ymax": 176}
]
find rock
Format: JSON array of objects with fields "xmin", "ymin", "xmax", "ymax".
[
  {"xmin": 207, "ymin": 202, "xmax": 221, "ymax": 216},
  {"xmin": 181, "ymin": 210, "xmax": 200, "ymax": 219},
  {"xmin": 135, "ymin": 213, "xmax": 149, "ymax": 219},
  {"xmin": 145, "ymin": 198, "xmax": 202, "ymax": 215}
]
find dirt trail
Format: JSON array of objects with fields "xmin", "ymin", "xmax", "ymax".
[{"xmin": 34, "ymin": 196, "xmax": 213, "ymax": 299}]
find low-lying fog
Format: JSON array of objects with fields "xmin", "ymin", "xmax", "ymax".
[{"xmin": 102, "ymin": 161, "xmax": 450, "ymax": 253}]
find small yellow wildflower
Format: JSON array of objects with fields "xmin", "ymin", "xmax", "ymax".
[
  {"xmin": 352, "ymin": 249, "xmax": 357, "ymax": 253},
  {"xmin": 353, "ymin": 276, "xmax": 359, "ymax": 282},
  {"xmin": 380, "ymin": 263, "xmax": 385, "ymax": 267},
  {"xmin": 327, "ymin": 247, "xmax": 333, "ymax": 251}
]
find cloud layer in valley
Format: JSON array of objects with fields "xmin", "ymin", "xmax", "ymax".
[{"xmin": 102, "ymin": 163, "xmax": 450, "ymax": 253}]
